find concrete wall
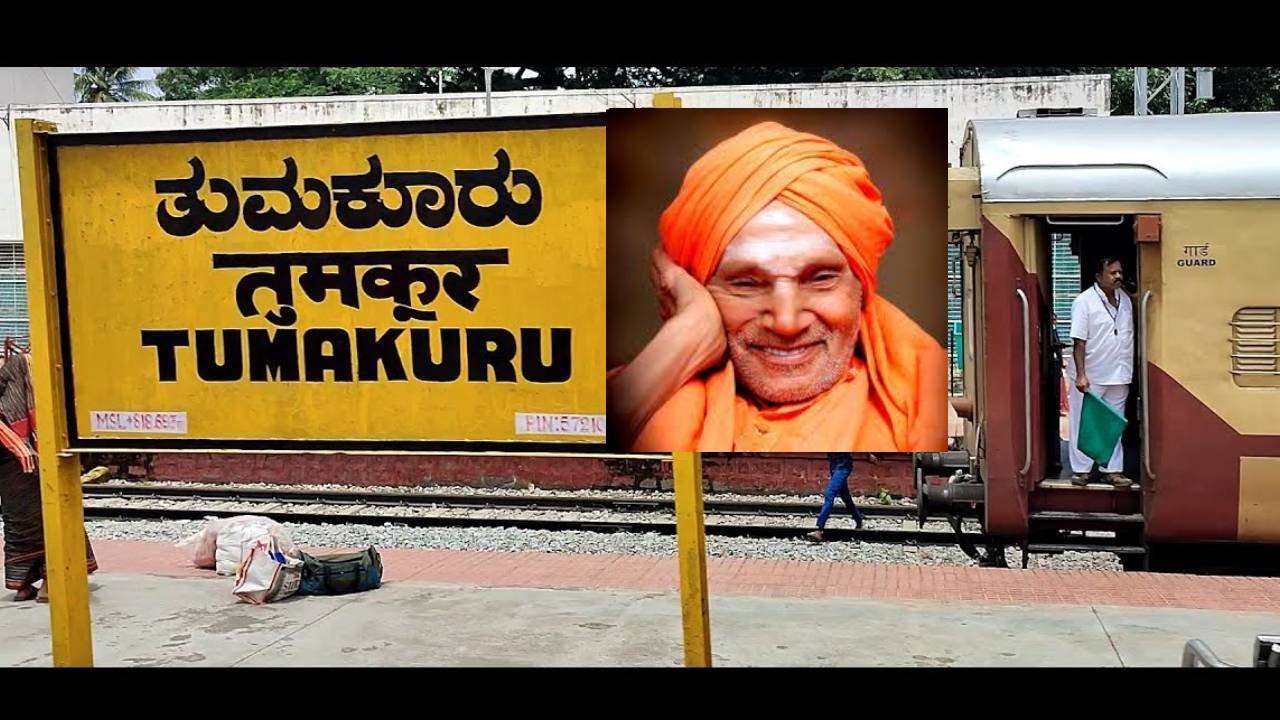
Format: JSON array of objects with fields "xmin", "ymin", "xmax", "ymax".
[
  {"xmin": 0, "ymin": 74, "xmax": 1109, "ymax": 313},
  {"xmin": 1, "ymin": 74, "xmax": 1110, "ymax": 241},
  {"xmin": 95, "ymin": 452, "xmax": 916, "ymax": 496}
]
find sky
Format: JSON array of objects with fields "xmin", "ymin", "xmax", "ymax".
[
  {"xmin": 136, "ymin": 67, "xmax": 161, "ymax": 94},
  {"xmin": 73, "ymin": 66, "xmax": 162, "ymax": 95}
]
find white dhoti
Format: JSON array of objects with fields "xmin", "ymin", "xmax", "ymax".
[
  {"xmin": 1067, "ymin": 284, "xmax": 1135, "ymax": 476},
  {"xmin": 1066, "ymin": 381, "xmax": 1128, "ymax": 474}
]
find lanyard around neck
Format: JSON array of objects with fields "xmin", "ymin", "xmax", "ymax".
[{"xmin": 1094, "ymin": 285, "xmax": 1119, "ymax": 334}]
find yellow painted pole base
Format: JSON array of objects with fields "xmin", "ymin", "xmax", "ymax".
[
  {"xmin": 39, "ymin": 455, "xmax": 95, "ymax": 666},
  {"xmin": 652, "ymin": 92, "xmax": 683, "ymax": 108},
  {"xmin": 672, "ymin": 451, "xmax": 711, "ymax": 667}
]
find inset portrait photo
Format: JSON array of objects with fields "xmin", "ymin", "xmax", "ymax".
[{"xmin": 607, "ymin": 109, "xmax": 948, "ymax": 452}]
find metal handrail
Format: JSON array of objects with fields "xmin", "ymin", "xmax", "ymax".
[
  {"xmin": 1015, "ymin": 288, "xmax": 1031, "ymax": 475},
  {"xmin": 1182, "ymin": 639, "xmax": 1233, "ymax": 667},
  {"xmin": 1182, "ymin": 635, "xmax": 1280, "ymax": 667},
  {"xmin": 1141, "ymin": 291, "xmax": 1155, "ymax": 480}
]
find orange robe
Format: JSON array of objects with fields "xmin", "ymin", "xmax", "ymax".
[{"xmin": 626, "ymin": 121, "xmax": 947, "ymax": 452}]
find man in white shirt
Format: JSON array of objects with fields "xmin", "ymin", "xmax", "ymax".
[{"xmin": 1067, "ymin": 256, "xmax": 1134, "ymax": 487}]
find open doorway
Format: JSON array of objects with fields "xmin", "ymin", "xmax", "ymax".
[{"xmin": 1042, "ymin": 216, "xmax": 1143, "ymax": 485}]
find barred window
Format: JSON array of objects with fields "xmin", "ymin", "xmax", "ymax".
[
  {"xmin": 0, "ymin": 243, "xmax": 29, "ymax": 346},
  {"xmin": 0, "ymin": 243, "xmax": 23, "ymax": 272},
  {"xmin": 1231, "ymin": 307, "xmax": 1279, "ymax": 388}
]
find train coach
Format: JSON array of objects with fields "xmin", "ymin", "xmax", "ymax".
[{"xmin": 922, "ymin": 110, "xmax": 1280, "ymax": 571}]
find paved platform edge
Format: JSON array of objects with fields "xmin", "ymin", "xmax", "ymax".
[{"xmin": 50, "ymin": 539, "xmax": 1280, "ymax": 613}]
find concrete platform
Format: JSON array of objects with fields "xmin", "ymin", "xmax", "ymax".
[{"xmin": 4, "ymin": 570, "xmax": 1278, "ymax": 667}]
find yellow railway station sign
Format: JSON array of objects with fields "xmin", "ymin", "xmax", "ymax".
[
  {"xmin": 18, "ymin": 101, "xmax": 712, "ymax": 670},
  {"xmin": 47, "ymin": 115, "xmax": 606, "ymax": 451}
]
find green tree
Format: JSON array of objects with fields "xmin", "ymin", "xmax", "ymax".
[
  {"xmin": 152, "ymin": 66, "xmax": 1280, "ymax": 115},
  {"xmin": 156, "ymin": 67, "xmax": 453, "ymax": 100},
  {"xmin": 1111, "ymin": 67, "xmax": 1280, "ymax": 115},
  {"xmin": 74, "ymin": 67, "xmax": 156, "ymax": 103}
]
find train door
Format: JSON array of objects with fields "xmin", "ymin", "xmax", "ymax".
[
  {"xmin": 975, "ymin": 213, "xmax": 1049, "ymax": 536},
  {"xmin": 1046, "ymin": 216, "xmax": 1144, "ymax": 487},
  {"xmin": 1022, "ymin": 215, "xmax": 1147, "ymax": 568}
]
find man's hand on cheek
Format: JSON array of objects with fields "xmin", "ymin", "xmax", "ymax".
[{"xmin": 650, "ymin": 247, "xmax": 727, "ymax": 375}]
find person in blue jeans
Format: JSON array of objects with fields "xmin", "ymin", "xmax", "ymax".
[{"xmin": 805, "ymin": 452, "xmax": 865, "ymax": 542}]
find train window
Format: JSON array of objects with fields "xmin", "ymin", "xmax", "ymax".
[{"xmin": 1231, "ymin": 307, "xmax": 1280, "ymax": 387}]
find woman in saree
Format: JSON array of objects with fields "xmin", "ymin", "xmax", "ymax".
[{"xmin": 0, "ymin": 348, "xmax": 97, "ymax": 602}]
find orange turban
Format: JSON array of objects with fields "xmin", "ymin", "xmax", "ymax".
[
  {"xmin": 630, "ymin": 121, "xmax": 946, "ymax": 452},
  {"xmin": 660, "ymin": 121, "xmax": 894, "ymax": 295}
]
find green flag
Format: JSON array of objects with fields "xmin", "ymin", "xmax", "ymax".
[{"xmin": 1078, "ymin": 390, "xmax": 1128, "ymax": 466}]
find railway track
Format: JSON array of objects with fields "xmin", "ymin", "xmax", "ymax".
[
  {"xmin": 81, "ymin": 484, "xmax": 971, "ymax": 546},
  {"xmin": 82, "ymin": 483, "xmax": 918, "ymax": 516}
]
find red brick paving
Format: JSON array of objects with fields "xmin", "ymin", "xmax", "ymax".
[{"xmin": 17, "ymin": 539, "xmax": 1276, "ymax": 613}]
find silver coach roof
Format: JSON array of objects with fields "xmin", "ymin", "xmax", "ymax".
[{"xmin": 963, "ymin": 112, "xmax": 1280, "ymax": 202}]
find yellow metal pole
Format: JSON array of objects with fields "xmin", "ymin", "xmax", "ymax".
[
  {"xmin": 672, "ymin": 451, "xmax": 711, "ymax": 667},
  {"xmin": 652, "ymin": 92, "xmax": 683, "ymax": 108},
  {"xmin": 16, "ymin": 119, "xmax": 94, "ymax": 667},
  {"xmin": 652, "ymin": 89, "xmax": 705, "ymax": 666}
]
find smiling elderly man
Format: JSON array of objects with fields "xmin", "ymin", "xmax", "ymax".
[{"xmin": 608, "ymin": 121, "xmax": 947, "ymax": 451}]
